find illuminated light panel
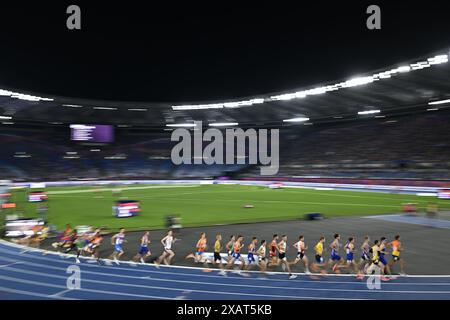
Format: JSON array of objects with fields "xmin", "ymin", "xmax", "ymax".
[
  {"xmin": 0, "ymin": 89, "xmax": 53, "ymax": 101},
  {"xmin": 396, "ymin": 66, "xmax": 411, "ymax": 73},
  {"xmin": 358, "ymin": 110, "xmax": 381, "ymax": 115},
  {"xmin": 63, "ymin": 104, "xmax": 84, "ymax": 108},
  {"xmin": 270, "ymin": 53, "xmax": 448, "ymax": 102},
  {"xmin": 166, "ymin": 123, "xmax": 197, "ymax": 127},
  {"xmin": 93, "ymin": 107, "xmax": 118, "ymax": 110},
  {"xmin": 428, "ymin": 99, "xmax": 450, "ymax": 105},
  {"xmin": 208, "ymin": 122, "xmax": 239, "ymax": 127},
  {"xmin": 342, "ymin": 76, "xmax": 374, "ymax": 88},
  {"xmin": 283, "ymin": 117, "xmax": 310, "ymax": 123},
  {"xmin": 172, "ymin": 98, "xmax": 264, "ymax": 111}
]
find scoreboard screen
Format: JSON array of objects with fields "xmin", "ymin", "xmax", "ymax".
[
  {"xmin": 438, "ymin": 189, "xmax": 450, "ymax": 200},
  {"xmin": 28, "ymin": 191, "xmax": 48, "ymax": 202},
  {"xmin": 113, "ymin": 200, "xmax": 140, "ymax": 218},
  {"xmin": 70, "ymin": 124, "xmax": 114, "ymax": 143}
]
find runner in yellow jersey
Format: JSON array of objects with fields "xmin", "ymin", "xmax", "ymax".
[
  {"xmin": 311, "ymin": 236, "xmax": 327, "ymax": 273},
  {"xmin": 366, "ymin": 239, "xmax": 390, "ymax": 280},
  {"xmin": 212, "ymin": 234, "xmax": 227, "ymax": 276}
]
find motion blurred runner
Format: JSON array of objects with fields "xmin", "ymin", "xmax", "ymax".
[
  {"xmin": 109, "ymin": 228, "xmax": 126, "ymax": 265},
  {"xmin": 257, "ymin": 239, "xmax": 268, "ymax": 274},
  {"xmin": 155, "ymin": 230, "xmax": 177, "ymax": 266},
  {"xmin": 213, "ymin": 234, "xmax": 227, "ymax": 276},
  {"xmin": 379, "ymin": 237, "xmax": 392, "ymax": 279},
  {"xmin": 226, "ymin": 235, "xmax": 235, "ymax": 263},
  {"xmin": 185, "ymin": 232, "xmax": 210, "ymax": 270},
  {"xmin": 343, "ymin": 237, "xmax": 358, "ymax": 274},
  {"xmin": 290, "ymin": 235, "xmax": 310, "ymax": 274},
  {"xmin": 277, "ymin": 235, "xmax": 297, "ymax": 279},
  {"xmin": 356, "ymin": 236, "xmax": 371, "ymax": 279},
  {"xmin": 311, "ymin": 236, "xmax": 327, "ymax": 273},
  {"xmin": 245, "ymin": 237, "xmax": 259, "ymax": 270},
  {"xmin": 328, "ymin": 233, "xmax": 346, "ymax": 273},
  {"xmin": 132, "ymin": 231, "xmax": 151, "ymax": 263},
  {"xmin": 388, "ymin": 235, "xmax": 406, "ymax": 275},
  {"xmin": 267, "ymin": 234, "xmax": 279, "ymax": 267},
  {"xmin": 225, "ymin": 235, "xmax": 247, "ymax": 275}
]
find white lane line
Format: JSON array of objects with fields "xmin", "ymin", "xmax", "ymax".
[
  {"xmin": 45, "ymin": 185, "xmax": 432, "ymax": 208},
  {"xmin": 125, "ymin": 196, "xmax": 403, "ymax": 208},
  {"xmin": 0, "ymin": 262, "xmax": 23, "ymax": 268},
  {"xmin": 50, "ymin": 289, "xmax": 73, "ymax": 297},
  {"xmin": 0, "ymin": 275, "xmax": 175, "ymax": 300},
  {"xmin": 1, "ymin": 256, "xmax": 449, "ymax": 295},
  {"xmin": 281, "ymin": 188, "xmax": 435, "ymax": 203},
  {"xmin": 47, "ymin": 185, "xmax": 199, "ymax": 195},
  {"xmin": 47, "ymin": 189, "xmax": 252, "ymax": 200},
  {"xmin": 0, "ymin": 270, "xmax": 365, "ymax": 300},
  {"xmin": 0, "ymin": 286, "xmax": 76, "ymax": 300},
  {"xmin": 1, "ymin": 240, "xmax": 450, "ymax": 280},
  {"xmin": 1, "ymin": 242, "xmax": 449, "ymax": 284}
]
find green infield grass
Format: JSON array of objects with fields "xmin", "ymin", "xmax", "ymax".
[{"xmin": 5, "ymin": 184, "xmax": 450, "ymax": 231}]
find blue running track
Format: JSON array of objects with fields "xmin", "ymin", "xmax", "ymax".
[{"xmin": 0, "ymin": 240, "xmax": 449, "ymax": 300}]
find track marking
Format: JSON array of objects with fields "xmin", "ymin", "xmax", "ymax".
[
  {"xmin": 121, "ymin": 196, "xmax": 404, "ymax": 209},
  {"xmin": 0, "ymin": 275, "xmax": 175, "ymax": 300},
  {"xmin": 1, "ymin": 240, "xmax": 450, "ymax": 281},
  {"xmin": 50, "ymin": 289, "xmax": 73, "ymax": 297},
  {"xmin": 1, "ymin": 244, "xmax": 449, "ymax": 300},
  {"xmin": 0, "ymin": 270, "xmax": 366, "ymax": 300},
  {"xmin": 1, "ymin": 254, "xmax": 450, "ymax": 295},
  {"xmin": 0, "ymin": 286, "xmax": 76, "ymax": 300},
  {"xmin": 0, "ymin": 262, "xmax": 23, "ymax": 268},
  {"xmin": 47, "ymin": 185, "xmax": 200, "ymax": 195}
]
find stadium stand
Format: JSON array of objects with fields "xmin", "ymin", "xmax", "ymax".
[{"xmin": 1, "ymin": 110, "xmax": 449, "ymax": 182}]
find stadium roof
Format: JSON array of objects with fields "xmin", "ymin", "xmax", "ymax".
[{"xmin": 1, "ymin": 49, "xmax": 450, "ymax": 128}]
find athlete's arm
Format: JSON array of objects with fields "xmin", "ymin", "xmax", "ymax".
[{"xmin": 329, "ymin": 241, "xmax": 335, "ymax": 249}]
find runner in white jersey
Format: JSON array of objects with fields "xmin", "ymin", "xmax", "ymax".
[
  {"xmin": 155, "ymin": 230, "xmax": 177, "ymax": 266},
  {"xmin": 290, "ymin": 235, "xmax": 310, "ymax": 274},
  {"xmin": 256, "ymin": 239, "xmax": 268, "ymax": 274},
  {"xmin": 277, "ymin": 235, "xmax": 297, "ymax": 279}
]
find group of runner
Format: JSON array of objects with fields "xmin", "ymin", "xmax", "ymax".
[
  {"xmin": 178, "ymin": 232, "xmax": 406, "ymax": 280},
  {"xmin": 48, "ymin": 226, "xmax": 406, "ymax": 280},
  {"xmin": 309, "ymin": 233, "xmax": 406, "ymax": 280},
  {"xmin": 49, "ymin": 224, "xmax": 104, "ymax": 263}
]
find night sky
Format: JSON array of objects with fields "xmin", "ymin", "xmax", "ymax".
[{"xmin": 0, "ymin": 1, "xmax": 450, "ymax": 103}]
